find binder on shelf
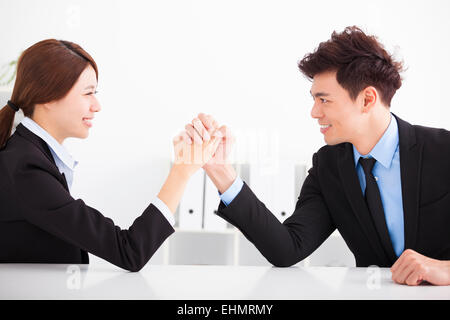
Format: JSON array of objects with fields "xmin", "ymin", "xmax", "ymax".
[
  {"xmin": 271, "ymin": 162, "xmax": 296, "ymax": 222},
  {"xmin": 177, "ymin": 168, "xmax": 204, "ymax": 231},
  {"xmin": 203, "ymin": 174, "xmax": 227, "ymax": 231},
  {"xmin": 244, "ymin": 161, "xmax": 297, "ymax": 222}
]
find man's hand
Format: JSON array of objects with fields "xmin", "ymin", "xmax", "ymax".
[{"xmin": 391, "ymin": 249, "xmax": 450, "ymax": 286}]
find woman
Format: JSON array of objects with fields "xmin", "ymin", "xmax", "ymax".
[{"xmin": 0, "ymin": 39, "xmax": 222, "ymax": 272}]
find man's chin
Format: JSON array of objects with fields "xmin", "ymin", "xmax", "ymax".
[{"xmin": 324, "ymin": 137, "xmax": 341, "ymax": 146}]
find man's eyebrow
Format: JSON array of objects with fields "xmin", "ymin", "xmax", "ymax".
[{"xmin": 310, "ymin": 91, "xmax": 330, "ymax": 97}]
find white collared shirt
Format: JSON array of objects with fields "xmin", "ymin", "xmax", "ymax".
[
  {"xmin": 21, "ymin": 117, "xmax": 78, "ymax": 193},
  {"xmin": 20, "ymin": 117, "xmax": 175, "ymax": 227}
]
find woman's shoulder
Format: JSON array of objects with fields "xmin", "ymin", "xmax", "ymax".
[{"xmin": 0, "ymin": 129, "xmax": 56, "ymax": 175}]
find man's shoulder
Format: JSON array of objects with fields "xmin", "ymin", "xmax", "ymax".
[
  {"xmin": 315, "ymin": 142, "xmax": 348, "ymax": 158},
  {"xmin": 310, "ymin": 143, "xmax": 350, "ymax": 172},
  {"xmin": 412, "ymin": 123, "xmax": 450, "ymax": 145}
]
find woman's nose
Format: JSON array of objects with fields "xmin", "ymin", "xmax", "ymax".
[{"xmin": 91, "ymin": 99, "xmax": 101, "ymax": 112}]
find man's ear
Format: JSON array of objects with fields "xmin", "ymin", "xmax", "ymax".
[{"xmin": 362, "ymin": 86, "xmax": 378, "ymax": 112}]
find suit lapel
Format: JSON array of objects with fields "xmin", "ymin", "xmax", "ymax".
[
  {"xmin": 15, "ymin": 123, "xmax": 70, "ymax": 192},
  {"xmin": 338, "ymin": 143, "xmax": 391, "ymax": 265},
  {"xmin": 394, "ymin": 114, "xmax": 422, "ymax": 251}
]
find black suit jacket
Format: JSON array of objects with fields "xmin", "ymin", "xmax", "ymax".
[
  {"xmin": 216, "ymin": 114, "xmax": 450, "ymax": 267},
  {"xmin": 0, "ymin": 123, "xmax": 174, "ymax": 272}
]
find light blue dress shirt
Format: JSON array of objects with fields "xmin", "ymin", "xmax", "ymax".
[
  {"xmin": 20, "ymin": 117, "xmax": 175, "ymax": 227},
  {"xmin": 220, "ymin": 175, "xmax": 244, "ymax": 206},
  {"xmin": 353, "ymin": 114, "xmax": 404, "ymax": 257},
  {"xmin": 220, "ymin": 114, "xmax": 405, "ymax": 257}
]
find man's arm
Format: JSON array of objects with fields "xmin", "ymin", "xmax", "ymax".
[
  {"xmin": 206, "ymin": 153, "xmax": 336, "ymax": 267},
  {"xmin": 186, "ymin": 113, "xmax": 336, "ymax": 266}
]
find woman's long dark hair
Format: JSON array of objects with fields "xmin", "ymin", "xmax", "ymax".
[{"xmin": 0, "ymin": 39, "xmax": 98, "ymax": 148}]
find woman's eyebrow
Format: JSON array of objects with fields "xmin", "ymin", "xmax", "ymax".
[{"xmin": 84, "ymin": 85, "xmax": 96, "ymax": 90}]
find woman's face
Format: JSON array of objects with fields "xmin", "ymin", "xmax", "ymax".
[{"xmin": 47, "ymin": 65, "xmax": 101, "ymax": 142}]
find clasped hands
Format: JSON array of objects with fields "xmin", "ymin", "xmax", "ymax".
[
  {"xmin": 172, "ymin": 113, "xmax": 234, "ymax": 175},
  {"xmin": 158, "ymin": 113, "xmax": 236, "ymax": 214}
]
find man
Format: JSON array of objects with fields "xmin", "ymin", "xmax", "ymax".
[{"xmin": 183, "ymin": 26, "xmax": 450, "ymax": 286}]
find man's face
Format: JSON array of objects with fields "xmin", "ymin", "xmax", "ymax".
[{"xmin": 310, "ymin": 71, "xmax": 363, "ymax": 145}]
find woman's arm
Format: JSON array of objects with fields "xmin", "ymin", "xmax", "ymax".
[{"xmin": 14, "ymin": 129, "xmax": 222, "ymax": 272}]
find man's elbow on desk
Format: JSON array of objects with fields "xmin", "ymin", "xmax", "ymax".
[{"xmin": 266, "ymin": 253, "xmax": 303, "ymax": 268}]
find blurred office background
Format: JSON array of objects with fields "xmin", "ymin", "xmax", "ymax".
[{"xmin": 1, "ymin": 0, "xmax": 449, "ymax": 268}]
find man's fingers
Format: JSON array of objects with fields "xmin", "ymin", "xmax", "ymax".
[
  {"xmin": 218, "ymin": 125, "xmax": 229, "ymax": 136},
  {"xmin": 185, "ymin": 123, "xmax": 203, "ymax": 144},
  {"xmin": 198, "ymin": 113, "xmax": 218, "ymax": 133},
  {"xmin": 192, "ymin": 118, "xmax": 211, "ymax": 141},
  {"xmin": 211, "ymin": 130, "xmax": 223, "ymax": 146},
  {"xmin": 391, "ymin": 255, "xmax": 406, "ymax": 282},
  {"xmin": 394, "ymin": 261, "xmax": 416, "ymax": 284},
  {"xmin": 405, "ymin": 268, "xmax": 424, "ymax": 286},
  {"xmin": 218, "ymin": 125, "xmax": 235, "ymax": 143},
  {"xmin": 207, "ymin": 129, "xmax": 223, "ymax": 147},
  {"xmin": 391, "ymin": 251, "xmax": 407, "ymax": 273},
  {"xmin": 206, "ymin": 131, "xmax": 223, "ymax": 157},
  {"xmin": 391, "ymin": 258, "xmax": 401, "ymax": 274}
]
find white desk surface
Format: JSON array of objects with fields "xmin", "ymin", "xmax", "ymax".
[{"xmin": 0, "ymin": 263, "xmax": 448, "ymax": 300}]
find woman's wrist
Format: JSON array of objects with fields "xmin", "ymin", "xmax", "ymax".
[
  {"xmin": 170, "ymin": 163, "xmax": 199, "ymax": 179},
  {"xmin": 157, "ymin": 164, "xmax": 194, "ymax": 214}
]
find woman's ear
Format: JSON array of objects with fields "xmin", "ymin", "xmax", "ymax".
[{"xmin": 43, "ymin": 101, "xmax": 56, "ymax": 112}]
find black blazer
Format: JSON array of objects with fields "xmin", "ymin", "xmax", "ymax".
[
  {"xmin": 0, "ymin": 123, "xmax": 174, "ymax": 272},
  {"xmin": 216, "ymin": 114, "xmax": 450, "ymax": 267}
]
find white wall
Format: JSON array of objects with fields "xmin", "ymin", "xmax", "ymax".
[{"xmin": 1, "ymin": 0, "xmax": 449, "ymax": 230}]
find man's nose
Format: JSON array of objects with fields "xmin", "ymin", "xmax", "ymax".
[{"xmin": 310, "ymin": 102, "xmax": 323, "ymax": 119}]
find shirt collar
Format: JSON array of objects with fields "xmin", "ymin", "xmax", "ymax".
[
  {"xmin": 20, "ymin": 117, "xmax": 78, "ymax": 170},
  {"xmin": 353, "ymin": 113, "xmax": 399, "ymax": 169}
]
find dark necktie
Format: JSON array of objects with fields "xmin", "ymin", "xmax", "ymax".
[{"xmin": 359, "ymin": 157, "xmax": 396, "ymax": 262}]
